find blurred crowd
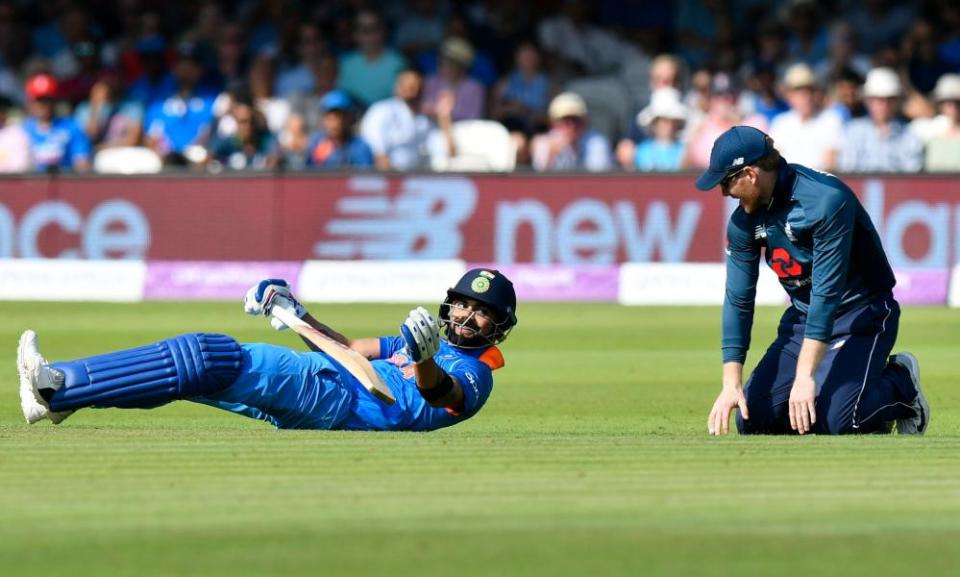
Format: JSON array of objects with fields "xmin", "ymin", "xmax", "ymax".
[{"xmin": 0, "ymin": 0, "xmax": 959, "ymax": 174}]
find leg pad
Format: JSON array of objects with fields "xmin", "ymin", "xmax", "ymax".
[{"xmin": 48, "ymin": 333, "xmax": 242, "ymax": 411}]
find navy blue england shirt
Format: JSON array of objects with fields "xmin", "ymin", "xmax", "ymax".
[{"xmin": 722, "ymin": 160, "xmax": 896, "ymax": 363}]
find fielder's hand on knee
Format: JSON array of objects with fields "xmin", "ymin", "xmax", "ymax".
[
  {"xmin": 243, "ymin": 279, "xmax": 306, "ymax": 330},
  {"xmin": 400, "ymin": 307, "xmax": 440, "ymax": 364}
]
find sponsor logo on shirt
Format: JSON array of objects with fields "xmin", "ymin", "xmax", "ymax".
[{"xmin": 769, "ymin": 247, "xmax": 803, "ymax": 279}]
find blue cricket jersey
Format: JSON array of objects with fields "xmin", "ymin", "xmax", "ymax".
[
  {"xmin": 145, "ymin": 92, "xmax": 215, "ymax": 154},
  {"xmin": 339, "ymin": 337, "xmax": 500, "ymax": 431},
  {"xmin": 22, "ymin": 117, "xmax": 91, "ymax": 170},
  {"xmin": 722, "ymin": 159, "xmax": 896, "ymax": 363}
]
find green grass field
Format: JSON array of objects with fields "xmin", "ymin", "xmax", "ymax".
[{"xmin": 1, "ymin": 302, "xmax": 958, "ymax": 577}]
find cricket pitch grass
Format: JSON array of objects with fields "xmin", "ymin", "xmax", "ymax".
[{"xmin": 2, "ymin": 302, "xmax": 958, "ymax": 576}]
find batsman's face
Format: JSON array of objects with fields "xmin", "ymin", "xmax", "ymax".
[{"xmin": 448, "ymin": 298, "xmax": 496, "ymax": 341}]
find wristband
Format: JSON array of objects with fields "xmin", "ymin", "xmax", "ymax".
[{"xmin": 419, "ymin": 373, "xmax": 454, "ymax": 402}]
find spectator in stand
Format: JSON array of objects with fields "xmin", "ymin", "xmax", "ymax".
[
  {"xmin": 741, "ymin": 61, "xmax": 789, "ymax": 125},
  {"xmin": 0, "ymin": 96, "xmax": 30, "ymax": 172},
  {"xmin": 839, "ymin": 67, "xmax": 922, "ymax": 173},
  {"xmin": 421, "ymin": 38, "xmax": 485, "ymax": 122},
  {"xmin": 940, "ymin": 0, "xmax": 960, "ymax": 70},
  {"xmin": 207, "ymin": 97, "xmax": 277, "ymax": 171},
  {"xmin": 673, "ymin": 0, "xmax": 730, "ymax": 70},
  {"xmin": 184, "ymin": 0, "xmax": 224, "ymax": 70},
  {"xmin": 413, "ymin": 12, "xmax": 499, "ymax": 89},
  {"xmin": 902, "ymin": 19, "xmax": 952, "ymax": 96},
  {"xmin": 306, "ymin": 90, "xmax": 373, "ymax": 169},
  {"xmin": 490, "ymin": 41, "xmax": 553, "ymax": 165},
  {"xmin": 277, "ymin": 112, "xmax": 310, "ymax": 170},
  {"xmin": 45, "ymin": 5, "xmax": 95, "ymax": 79},
  {"xmin": 846, "ymin": 0, "xmax": 915, "ymax": 57},
  {"xmin": 921, "ymin": 74, "xmax": 960, "ymax": 171},
  {"xmin": 393, "ymin": 0, "xmax": 448, "ymax": 57},
  {"xmin": 247, "ymin": 56, "xmax": 290, "ymax": 136},
  {"xmin": 628, "ymin": 87, "xmax": 687, "ymax": 172},
  {"xmin": 287, "ymin": 53, "xmax": 341, "ymax": 133},
  {"xmin": 537, "ymin": 0, "xmax": 638, "ymax": 78},
  {"xmin": 73, "ymin": 70, "xmax": 143, "ymax": 151},
  {"xmin": 144, "ymin": 43, "xmax": 216, "ymax": 164},
  {"xmin": 531, "ymin": 92, "xmax": 612, "ymax": 172},
  {"xmin": 784, "ymin": 0, "xmax": 829, "ymax": 67},
  {"xmin": 244, "ymin": 0, "xmax": 289, "ymax": 59},
  {"xmin": 815, "ymin": 21, "xmax": 872, "ymax": 82},
  {"xmin": 360, "ymin": 69, "xmax": 452, "ymax": 171},
  {"xmin": 749, "ymin": 20, "xmax": 788, "ymax": 81},
  {"xmin": 60, "ymin": 41, "xmax": 104, "ymax": 106},
  {"xmin": 769, "ymin": 63, "xmax": 842, "ymax": 171},
  {"xmin": 337, "ymin": 10, "xmax": 407, "ymax": 108},
  {"xmin": 682, "ymin": 72, "xmax": 767, "ymax": 169},
  {"xmin": 616, "ymin": 54, "xmax": 686, "ymax": 169},
  {"xmin": 206, "ymin": 22, "xmax": 247, "ymax": 94},
  {"xmin": 0, "ymin": 2, "xmax": 30, "ymax": 98},
  {"xmin": 127, "ymin": 36, "xmax": 175, "ymax": 110},
  {"xmin": 21, "ymin": 73, "xmax": 91, "ymax": 172},
  {"xmin": 275, "ymin": 21, "xmax": 328, "ymax": 99},
  {"xmin": 825, "ymin": 67, "xmax": 865, "ymax": 123}
]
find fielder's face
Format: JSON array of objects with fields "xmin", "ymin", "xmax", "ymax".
[{"xmin": 721, "ymin": 165, "xmax": 765, "ymax": 214}]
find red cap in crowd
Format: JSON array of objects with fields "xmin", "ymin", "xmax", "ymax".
[{"xmin": 25, "ymin": 73, "xmax": 58, "ymax": 100}]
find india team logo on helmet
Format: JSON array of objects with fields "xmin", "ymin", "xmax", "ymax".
[
  {"xmin": 439, "ymin": 268, "xmax": 518, "ymax": 348},
  {"xmin": 470, "ymin": 276, "xmax": 490, "ymax": 293}
]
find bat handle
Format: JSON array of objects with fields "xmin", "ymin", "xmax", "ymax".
[{"xmin": 270, "ymin": 297, "xmax": 306, "ymax": 328}]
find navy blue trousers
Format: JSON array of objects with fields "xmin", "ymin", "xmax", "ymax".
[{"xmin": 736, "ymin": 294, "xmax": 917, "ymax": 435}]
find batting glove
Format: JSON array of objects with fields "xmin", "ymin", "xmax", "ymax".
[
  {"xmin": 400, "ymin": 307, "xmax": 440, "ymax": 364},
  {"xmin": 243, "ymin": 279, "xmax": 306, "ymax": 330}
]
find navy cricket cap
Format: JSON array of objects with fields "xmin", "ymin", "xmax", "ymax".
[{"xmin": 695, "ymin": 125, "xmax": 771, "ymax": 191}]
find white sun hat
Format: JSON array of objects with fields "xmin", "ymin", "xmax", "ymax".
[
  {"xmin": 862, "ymin": 67, "xmax": 902, "ymax": 98},
  {"xmin": 933, "ymin": 73, "xmax": 960, "ymax": 101},
  {"xmin": 637, "ymin": 87, "xmax": 688, "ymax": 127}
]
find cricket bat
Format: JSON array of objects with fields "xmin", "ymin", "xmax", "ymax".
[{"xmin": 270, "ymin": 303, "xmax": 396, "ymax": 405}]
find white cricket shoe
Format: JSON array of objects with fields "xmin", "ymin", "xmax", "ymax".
[
  {"xmin": 16, "ymin": 330, "xmax": 73, "ymax": 425},
  {"xmin": 891, "ymin": 352, "xmax": 929, "ymax": 435}
]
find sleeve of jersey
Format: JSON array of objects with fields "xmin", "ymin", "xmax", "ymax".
[
  {"xmin": 445, "ymin": 358, "xmax": 494, "ymax": 418},
  {"xmin": 377, "ymin": 336, "xmax": 406, "ymax": 360},
  {"xmin": 721, "ymin": 214, "xmax": 761, "ymax": 364},
  {"xmin": 806, "ymin": 193, "xmax": 856, "ymax": 341}
]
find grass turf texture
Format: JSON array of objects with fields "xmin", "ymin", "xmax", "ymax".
[{"xmin": 1, "ymin": 302, "xmax": 958, "ymax": 577}]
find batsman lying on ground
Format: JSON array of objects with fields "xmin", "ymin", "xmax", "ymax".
[{"xmin": 16, "ymin": 269, "xmax": 517, "ymax": 431}]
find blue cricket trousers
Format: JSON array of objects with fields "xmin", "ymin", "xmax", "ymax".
[{"xmin": 736, "ymin": 293, "xmax": 917, "ymax": 435}]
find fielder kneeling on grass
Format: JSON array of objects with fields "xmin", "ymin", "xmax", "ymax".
[
  {"xmin": 701, "ymin": 126, "xmax": 929, "ymax": 436},
  {"xmin": 16, "ymin": 269, "xmax": 517, "ymax": 431}
]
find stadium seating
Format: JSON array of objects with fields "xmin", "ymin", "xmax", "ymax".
[{"xmin": 93, "ymin": 147, "xmax": 163, "ymax": 174}]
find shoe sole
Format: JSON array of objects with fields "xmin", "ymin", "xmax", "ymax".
[{"xmin": 893, "ymin": 352, "xmax": 929, "ymax": 435}]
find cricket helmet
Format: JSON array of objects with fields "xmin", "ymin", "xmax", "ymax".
[{"xmin": 440, "ymin": 268, "xmax": 517, "ymax": 348}]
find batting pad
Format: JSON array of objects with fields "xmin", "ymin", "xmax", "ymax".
[{"xmin": 47, "ymin": 333, "xmax": 242, "ymax": 411}]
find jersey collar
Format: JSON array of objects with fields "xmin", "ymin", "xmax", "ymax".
[{"xmin": 770, "ymin": 159, "xmax": 797, "ymax": 209}]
